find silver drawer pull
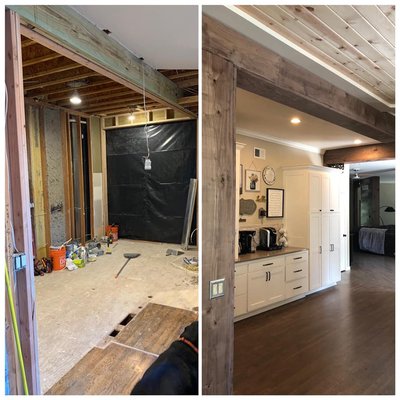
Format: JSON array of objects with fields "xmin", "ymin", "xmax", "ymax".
[
  {"xmin": 294, "ymin": 269, "xmax": 302, "ymax": 273},
  {"xmin": 293, "ymin": 256, "xmax": 302, "ymax": 260},
  {"xmin": 263, "ymin": 262, "xmax": 273, "ymax": 266},
  {"xmin": 293, "ymin": 286, "xmax": 303, "ymax": 290}
]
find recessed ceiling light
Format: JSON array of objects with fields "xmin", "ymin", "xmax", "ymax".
[
  {"xmin": 70, "ymin": 92, "xmax": 81, "ymax": 105},
  {"xmin": 354, "ymin": 139, "xmax": 362, "ymax": 144},
  {"xmin": 290, "ymin": 117, "xmax": 301, "ymax": 125}
]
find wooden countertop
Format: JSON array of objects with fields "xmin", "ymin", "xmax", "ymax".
[{"xmin": 236, "ymin": 246, "xmax": 308, "ymax": 263}]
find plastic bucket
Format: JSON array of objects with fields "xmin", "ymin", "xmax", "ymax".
[
  {"xmin": 50, "ymin": 246, "xmax": 66, "ymax": 271},
  {"xmin": 106, "ymin": 225, "xmax": 119, "ymax": 241}
]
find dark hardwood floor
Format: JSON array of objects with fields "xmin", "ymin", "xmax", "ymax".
[{"xmin": 234, "ymin": 251, "xmax": 395, "ymax": 395}]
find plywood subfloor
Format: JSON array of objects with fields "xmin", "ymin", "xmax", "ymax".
[
  {"xmin": 115, "ymin": 302, "xmax": 197, "ymax": 354},
  {"xmin": 35, "ymin": 239, "xmax": 198, "ymax": 393},
  {"xmin": 46, "ymin": 343, "xmax": 156, "ymax": 395}
]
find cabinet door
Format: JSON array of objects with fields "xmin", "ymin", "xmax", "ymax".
[
  {"xmin": 247, "ymin": 269, "xmax": 268, "ymax": 312},
  {"xmin": 321, "ymin": 173, "xmax": 330, "ymax": 212},
  {"xmin": 265, "ymin": 266, "xmax": 285, "ymax": 305},
  {"xmin": 329, "ymin": 213, "xmax": 341, "ymax": 283},
  {"xmin": 309, "ymin": 213, "xmax": 321, "ymax": 290},
  {"xmin": 329, "ymin": 173, "xmax": 340, "ymax": 212},
  {"xmin": 310, "ymin": 172, "xmax": 322, "ymax": 213},
  {"xmin": 321, "ymin": 213, "xmax": 331, "ymax": 286}
]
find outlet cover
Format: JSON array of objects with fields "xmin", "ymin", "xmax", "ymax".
[{"xmin": 210, "ymin": 278, "xmax": 225, "ymax": 299}]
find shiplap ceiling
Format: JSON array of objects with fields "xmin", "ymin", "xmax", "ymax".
[
  {"xmin": 204, "ymin": 5, "xmax": 395, "ymax": 113},
  {"xmin": 236, "ymin": 5, "xmax": 395, "ymax": 109}
]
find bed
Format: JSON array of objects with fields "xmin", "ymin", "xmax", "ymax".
[{"xmin": 358, "ymin": 225, "xmax": 395, "ymax": 256}]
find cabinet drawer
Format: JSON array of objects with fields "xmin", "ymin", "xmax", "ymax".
[
  {"xmin": 285, "ymin": 277, "xmax": 308, "ymax": 298},
  {"xmin": 285, "ymin": 251, "xmax": 308, "ymax": 266},
  {"xmin": 235, "ymin": 263, "xmax": 248, "ymax": 276},
  {"xmin": 286, "ymin": 260, "xmax": 308, "ymax": 282},
  {"xmin": 234, "ymin": 294, "xmax": 247, "ymax": 317},
  {"xmin": 234, "ymin": 273, "xmax": 247, "ymax": 296},
  {"xmin": 248, "ymin": 257, "xmax": 284, "ymax": 272}
]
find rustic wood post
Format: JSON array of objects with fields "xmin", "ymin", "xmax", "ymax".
[{"xmin": 202, "ymin": 49, "xmax": 236, "ymax": 394}]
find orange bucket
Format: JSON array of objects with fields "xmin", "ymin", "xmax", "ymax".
[
  {"xmin": 50, "ymin": 246, "xmax": 66, "ymax": 271},
  {"xmin": 106, "ymin": 225, "xmax": 119, "ymax": 241}
]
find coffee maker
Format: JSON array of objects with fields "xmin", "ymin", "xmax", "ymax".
[
  {"xmin": 258, "ymin": 227, "xmax": 281, "ymax": 251},
  {"xmin": 238, "ymin": 230, "xmax": 256, "ymax": 255}
]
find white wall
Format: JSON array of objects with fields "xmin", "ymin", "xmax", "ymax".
[{"xmin": 237, "ymin": 133, "xmax": 323, "ymax": 240}]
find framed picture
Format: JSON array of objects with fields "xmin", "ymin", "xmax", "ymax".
[
  {"xmin": 266, "ymin": 188, "xmax": 284, "ymax": 218},
  {"xmin": 245, "ymin": 169, "xmax": 261, "ymax": 192},
  {"xmin": 240, "ymin": 164, "xmax": 243, "ymax": 195}
]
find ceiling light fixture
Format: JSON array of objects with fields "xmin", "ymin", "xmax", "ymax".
[
  {"xmin": 290, "ymin": 117, "xmax": 301, "ymax": 125},
  {"xmin": 354, "ymin": 139, "xmax": 362, "ymax": 145},
  {"xmin": 70, "ymin": 92, "xmax": 82, "ymax": 105},
  {"xmin": 128, "ymin": 107, "xmax": 136, "ymax": 122}
]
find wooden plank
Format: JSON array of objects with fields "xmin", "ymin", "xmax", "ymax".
[
  {"xmin": 202, "ymin": 50, "xmax": 236, "ymax": 395},
  {"xmin": 323, "ymin": 142, "xmax": 395, "ymax": 165},
  {"xmin": 5, "ymin": 10, "xmax": 41, "ymax": 394},
  {"xmin": 82, "ymin": 101, "xmax": 158, "ymax": 115},
  {"xmin": 10, "ymin": 6, "xmax": 195, "ymax": 117},
  {"xmin": 22, "ymin": 52, "xmax": 63, "ymax": 67},
  {"xmin": 115, "ymin": 303, "xmax": 197, "ymax": 355},
  {"xmin": 46, "ymin": 343, "xmax": 156, "ymax": 395},
  {"xmin": 178, "ymin": 95, "xmax": 198, "ymax": 105},
  {"xmin": 55, "ymin": 87, "xmax": 135, "ymax": 105},
  {"xmin": 87, "ymin": 118, "xmax": 94, "ymax": 238},
  {"xmin": 203, "ymin": 14, "xmax": 395, "ymax": 142},
  {"xmin": 23, "ymin": 62, "xmax": 81, "ymax": 80},
  {"xmin": 101, "ymin": 127, "xmax": 108, "ymax": 230}
]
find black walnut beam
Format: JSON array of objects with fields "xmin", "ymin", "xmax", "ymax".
[
  {"xmin": 203, "ymin": 15, "xmax": 395, "ymax": 143},
  {"xmin": 324, "ymin": 142, "xmax": 395, "ymax": 165},
  {"xmin": 8, "ymin": 5, "xmax": 195, "ymax": 118}
]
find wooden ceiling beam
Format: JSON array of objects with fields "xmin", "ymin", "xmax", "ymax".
[
  {"xmin": 203, "ymin": 15, "xmax": 395, "ymax": 142},
  {"xmin": 74, "ymin": 94, "xmax": 144, "ymax": 110},
  {"xmin": 55, "ymin": 87, "xmax": 133, "ymax": 105},
  {"xmin": 176, "ymin": 78, "xmax": 198, "ymax": 89},
  {"xmin": 80, "ymin": 99, "xmax": 158, "ymax": 114},
  {"xmin": 23, "ymin": 63, "xmax": 82, "ymax": 80},
  {"xmin": 24, "ymin": 71, "xmax": 99, "ymax": 90},
  {"xmin": 178, "ymin": 95, "xmax": 198, "ymax": 105},
  {"xmin": 10, "ymin": 6, "xmax": 196, "ymax": 118},
  {"xmin": 25, "ymin": 77, "xmax": 111, "ymax": 97},
  {"xmin": 323, "ymin": 142, "xmax": 395, "ymax": 165},
  {"xmin": 22, "ymin": 52, "xmax": 63, "ymax": 67},
  {"xmin": 167, "ymin": 70, "xmax": 198, "ymax": 80},
  {"xmin": 100, "ymin": 104, "xmax": 161, "ymax": 116}
]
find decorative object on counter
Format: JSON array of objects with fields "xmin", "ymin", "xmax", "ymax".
[
  {"xmin": 278, "ymin": 227, "xmax": 288, "ymax": 247},
  {"xmin": 238, "ymin": 230, "xmax": 256, "ymax": 255},
  {"xmin": 256, "ymin": 195, "xmax": 266, "ymax": 202},
  {"xmin": 262, "ymin": 166, "xmax": 276, "ymax": 185},
  {"xmin": 239, "ymin": 198, "xmax": 257, "ymax": 215},
  {"xmin": 245, "ymin": 169, "xmax": 261, "ymax": 192},
  {"xmin": 266, "ymin": 188, "xmax": 284, "ymax": 218}
]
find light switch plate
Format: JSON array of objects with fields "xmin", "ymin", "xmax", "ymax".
[{"xmin": 210, "ymin": 278, "xmax": 225, "ymax": 299}]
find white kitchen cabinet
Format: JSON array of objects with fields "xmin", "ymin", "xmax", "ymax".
[
  {"xmin": 283, "ymin": 166, "xmax": 342, "ymax": 292},
  {"xmin": 234, "ymin": 263, "xmax": 248, "ymax": 317},
  {"xmin": 247, "ymin": 264, "xmax": 285, "ymax": 312}
]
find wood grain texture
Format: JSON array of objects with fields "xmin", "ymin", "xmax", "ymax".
[
  {"xmin": 202, "ymin": 50, "xmax": 236, "ymax": 395},
  {"xmin": 46, "ymin": 343, "xmax": 156, "ymax": 395},
  {"xmin": 323, "ymin": 142, "xmax": 395, "ymax": 165},
  {"xmin": 5, "ymin": 10, "xmax": 41, "ymax": 394},
  {"xmin": 10, "ymin": 6, "xmax": 189, "ymax": 114},
  {"xmin": 115, "ymin": 303, "xmax": 197, "ymax": 355},
  {"xmin": 203, "ymin": 14, "xmax": 395, "ymax": 142},
  {"xmin": 234, "ymin": 251, "xmax": 395, "ymax": 394}
]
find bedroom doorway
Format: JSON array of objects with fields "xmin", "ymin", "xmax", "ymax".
[{"xmin": 349, "ymin": 160, "xmax": 395, "ymax": 262}]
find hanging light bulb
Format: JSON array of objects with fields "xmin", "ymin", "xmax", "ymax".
[{"xmin": 70, "ymin": 91, "xmax": 82, "ymax": 105}]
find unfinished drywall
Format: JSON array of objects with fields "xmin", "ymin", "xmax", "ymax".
[
  {"xmin": 44, "ymin": 107, "xmax": 66, "ymax": 246},
  {"xmin": 237, "ymin": 133, "xmax": 323, "ymax": 234}
]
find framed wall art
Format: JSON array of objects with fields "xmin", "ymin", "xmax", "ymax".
[
  {"xmin": 266, "ymin": 188, "xmax": 284, "ymax": 217},
  {"xmin": 245, "ymin": 169, "xmax": 261, "ymax": 192}
]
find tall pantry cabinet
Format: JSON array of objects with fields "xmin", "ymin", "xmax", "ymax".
[{"xmin": 283, "ymin": 166, "xmax": 341, "ymax": 291}]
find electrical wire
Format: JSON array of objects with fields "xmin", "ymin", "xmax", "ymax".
[{"xmin": 5, "ymin": 263, "xmax": 29, "ymax": 395}]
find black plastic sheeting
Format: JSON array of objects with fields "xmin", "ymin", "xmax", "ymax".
[{"xmin": 106, "ymin": 120, "xmax": 196, "ymax": 244}]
